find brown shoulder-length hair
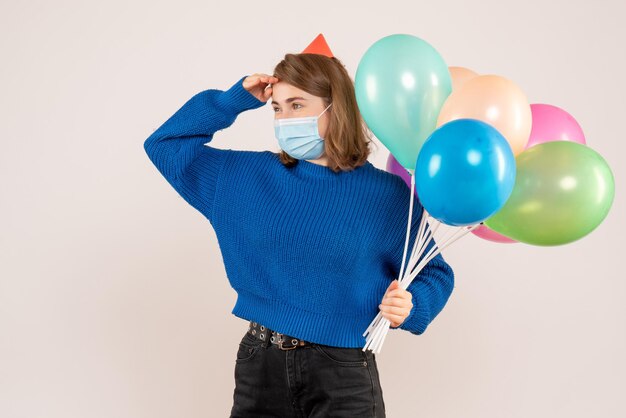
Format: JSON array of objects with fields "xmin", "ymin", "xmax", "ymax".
[{"xmin": 272, "ymin": 53, "xmax": 377, "ymax": 172}]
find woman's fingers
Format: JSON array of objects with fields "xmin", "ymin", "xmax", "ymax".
[
  {"xmin": 248, "ymin": 74, "xmax": 278, "ymax": 85},
  {"xmin": 380, "ymin": 310, "xmax": 405, "ymax": 328},
  {"xmin": 257, "ymin": 74, "xmax": 278, "ymax": 81},
  {"xmin": 381, "ymin": 296, "xmax": 412, "ymax": 309},
  {"xmin": 242, "ymin": 73, "xmax": 279, "ymax": 102},
  {"xmin": 380, "ymin": 303, "xmax": 411, "ymax": 327},
  {"xmin": 379, "ymin": 304, "xmax": 409, "ymax": 314},
  {"xmin": 382, "ymin": 289, "xmax": 412, "ymax": 302}
]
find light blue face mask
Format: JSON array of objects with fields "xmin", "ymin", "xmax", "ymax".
[{"xmin": 274, "ymin": 103, "xmax": 332, "ymax": 160}]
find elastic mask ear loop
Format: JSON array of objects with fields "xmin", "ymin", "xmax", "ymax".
[{"xmin": 319, "ymin": 103, "xmax": 332, "ymax": 118}]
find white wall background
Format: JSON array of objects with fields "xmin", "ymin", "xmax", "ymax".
[{"xmin": 1, "ymin": 0, "xmax": 624, "ymax": 417}]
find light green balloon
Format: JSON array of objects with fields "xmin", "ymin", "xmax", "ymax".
[
  {"xmin": 354, "ymin": 34, "xmax": 452, "ymax": 170},
  {"xmin": 484, "ymin": 141, "xmax": 614, "ymax": 246}
]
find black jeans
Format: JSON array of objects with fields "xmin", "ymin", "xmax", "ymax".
[{"xmin": 229, "ymin": 329, "xmax": 386, "ymax": 417}]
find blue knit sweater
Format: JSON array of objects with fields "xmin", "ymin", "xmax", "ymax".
[{"xmin": 143, "ymin": 75, "xmax": 455, "ymax": 348}]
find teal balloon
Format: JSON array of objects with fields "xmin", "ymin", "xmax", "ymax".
[
  {"xmin": 484, "ymin": 141, "xmax": 615, "ymax": 246},
  {"xmin": 355, "ymin": 34, "xmax": 452, "ymax": 170}
]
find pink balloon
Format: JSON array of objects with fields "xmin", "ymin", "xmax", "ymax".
[
  {"xmin": 526, "ymin": 104, "xmax": 586, "ymax": 149},
  {"xmin": 471, "ymin": 224, "xmax": 517, "ymax": 244},
  {"xmin": 386, "ymin": 153, "xmax": 418, "ymax": 198}
]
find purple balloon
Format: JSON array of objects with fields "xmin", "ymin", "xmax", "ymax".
[
  {"xmin": 386, "ymin": 153, "xmax": 418, "ymax": 198},
  {"xmin": 526, "ymin": 104, "xmax": 586, "ymax": 149}
]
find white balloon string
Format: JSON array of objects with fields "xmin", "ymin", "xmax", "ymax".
[
  {"xmin": 405, "ymin": 216, "xmax": 430, "ymax": 277},
  {"xmin": 372, "ymin": 317, "xmax": 389, "ymax": 346},
  {"xmin": 409, "ymin": 220, "xmax": 434, "ymax": 274},
  {"xmin": 362, "ymin": 165, "xmax": 482, "ymax": 353},
  {"xmin": 406, "ymin": 224, "xmax": 480, "ymax": 285},
  {"xmin": 397, "ymin": 169, "xmax": 416, "ymax": 281},
  {"xmin": 365, "ymin": 316, "xmax": 387, "ymax": 352},
  {"xmin": 363, "ymin": 311, "xmax": 383, "ymax": 336}
]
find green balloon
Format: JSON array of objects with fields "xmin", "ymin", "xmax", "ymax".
[
  {"xmin": 355, "ymin": 34, "xmax": 451, "ymax": 170},
  {"xmin": 484, "ymin": 141, "xmax": 614, "ymax": 246}
]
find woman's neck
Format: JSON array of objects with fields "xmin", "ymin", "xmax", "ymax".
[{"xmin": 305, "ymin": 155, "xmax": 329, "ymax": 166}]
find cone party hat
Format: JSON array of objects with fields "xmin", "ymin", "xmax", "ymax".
[{"xmin": 301, "ymin": 33, "xmax": 334, "ymax": 58}]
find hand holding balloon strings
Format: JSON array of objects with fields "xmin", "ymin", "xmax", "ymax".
[
  {"xmin": 363, "ymin": 118, "xmax": 516, "ymax": 354},
  {"xmin": 363, "ymin": 172, "xmax": 484, "ymax": 353}
]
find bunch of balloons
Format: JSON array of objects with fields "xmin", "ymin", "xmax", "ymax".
[
  {"xmin": 355, "ymin": 33, "xmax": 615, "ymax": 353},
  {"xmin": 356, "ymin": 33, "xmax": 614, "ymax": 247}
]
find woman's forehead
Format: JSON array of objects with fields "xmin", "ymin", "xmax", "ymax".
[{"xmin": 271, "ymin": 82, "xmax": 316, "ymax": 102}]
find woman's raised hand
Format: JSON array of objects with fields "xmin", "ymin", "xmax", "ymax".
[{"xmin": 243, "ymin": 73, "xmax": 279, "ymax": 103}]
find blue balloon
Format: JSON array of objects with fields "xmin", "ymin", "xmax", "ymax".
[{"xmin": 415, "ymin": 119, "xmax": 516, "ymax": 226}]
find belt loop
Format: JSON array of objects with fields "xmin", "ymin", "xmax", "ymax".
[{"xmin": 262, "ymin": 327, "xmax": 271, "ymax": 348}]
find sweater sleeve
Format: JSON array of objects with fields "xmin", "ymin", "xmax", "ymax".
[
  {"xmin": 143, "ymin": 75, "xmax": 266, "ymax": 221},
  {"xmin": 389, "ymin": 200, "xmax": 456, "ymax": 336}
]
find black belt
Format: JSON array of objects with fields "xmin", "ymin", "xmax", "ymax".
[{"xmin": 247, "ymin": 321, "xmax": 312, "ymax": 350}]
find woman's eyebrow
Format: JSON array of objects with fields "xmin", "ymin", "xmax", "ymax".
[{"xmin": 271, "ymin": 97, "xmax": 307, "ymax": 105}]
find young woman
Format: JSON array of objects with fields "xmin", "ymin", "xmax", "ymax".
[{"xmin": 144, "ymin": 49, "xmax": 454, "ymax": 418}]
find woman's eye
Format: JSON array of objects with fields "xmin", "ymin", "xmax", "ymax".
[{"xmin": 273, "ymin": 104, "xmax": 301, "ymax": 112}]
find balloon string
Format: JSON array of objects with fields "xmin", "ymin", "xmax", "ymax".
[
  {"xmin": 404, "ymin": 215, "xmax": 436, "ymax": 286},
  {"xmin": 363, "ymin": 310, "xmax": 383, "ymax": 337},
  {"xmin": 364, "ymin": 170, "xmax": 427, "ymax": 349},
  {"xmin": 403, "ymin": 209, "xmax": 428, "ymax": 281},
  {"xmin": 363, "ymin": 171, "xmax": 414, "ymax": 347},
  {"xmin": 364, "ymin": 171, "xmax": 418, "ymax": 350},
  {"xmin": 406, "ymin": 223, "xmax": 480, "ymax": 284},
  {"xmin": 397, "ymin": 168, "xmax": 417, "ymax": 281},
  {"xmin": 402, "ymin": 211, "xmax": 439, "ymax": 289},
  {"xmin": 367, "ymin": 225, "xmax": 477, "ymax": 352},
  {"xmin": 363, "ymin": 167, "xmax": 481, "ymax": 353}
]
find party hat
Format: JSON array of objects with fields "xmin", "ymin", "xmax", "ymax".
[{"xmin": 301, "ymin": 33, "xmax": 334, "ymax": 58}]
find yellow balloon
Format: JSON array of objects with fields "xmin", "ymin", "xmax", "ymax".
[
  {"xmin": 436, "ymin": 75, "xmax": 532, "ymax": 155},
  {"xmin": 448, "ymin": 66, "xmax": 478, "ymax": 92}
]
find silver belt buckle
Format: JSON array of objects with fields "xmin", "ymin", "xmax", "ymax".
[{"xmin": 277, "ymin": 333, "xmax": 298, "ymax": 351}]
